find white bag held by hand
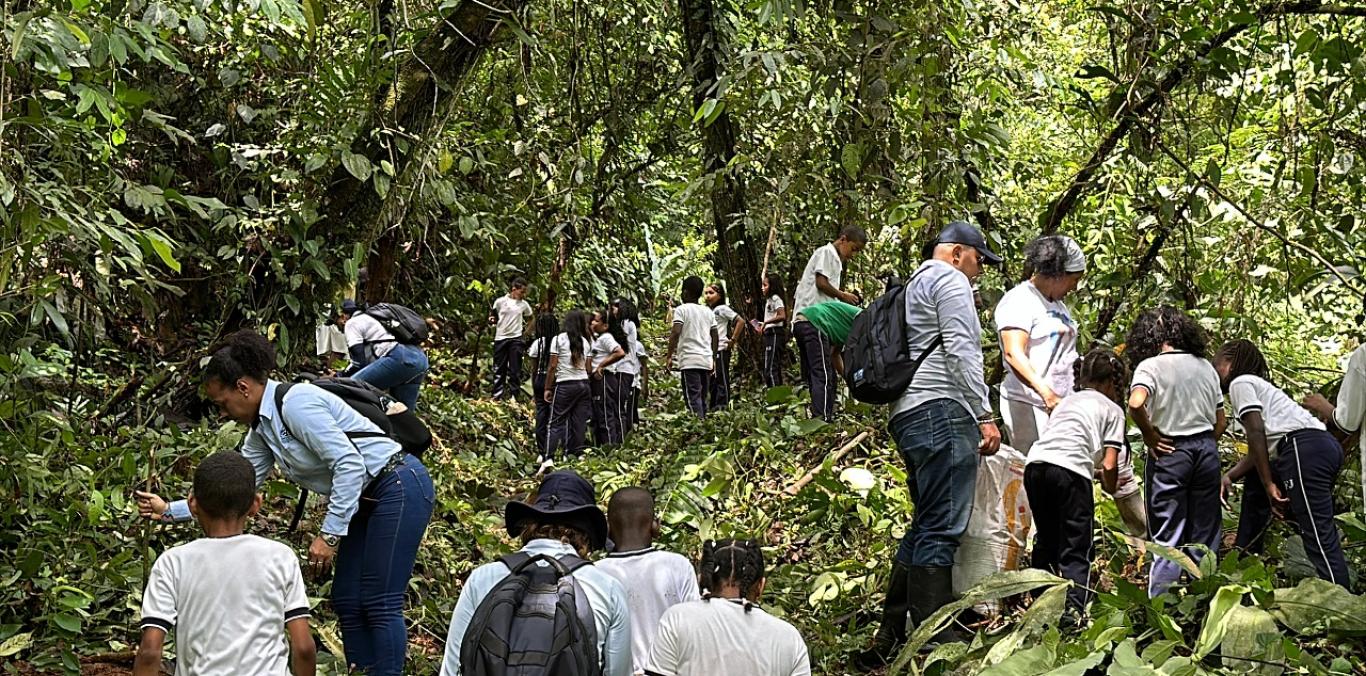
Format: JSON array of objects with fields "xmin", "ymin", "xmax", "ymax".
[{"xmin": 952, "ymin": 445, "xmax": 1032, "ymax": 616}]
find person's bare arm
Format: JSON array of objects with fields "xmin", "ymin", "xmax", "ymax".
[
  {"xmin": 1240, "ymin": 410, "xmax": 1288, "ymax": 517},
  {"xmin": 815, "ymin": 273, "xmax": 858, "ymax": 304},
  {"xmin": 1214, "ymin": 408, "xmax": 1229, "ymax": 439},
  {"xmin": 999, "ymin": 329, "xmax": 1060, "ymax": 411},
  {"xmin": 288, "ymin": 617, "xmax": 318, "ymax": 676},
  {"xmin": 134, "ymin": 629, "xmax": 165, "ymax": 676},
  {"xmin": 1100, "ymin": 446, "xmax": 1120, "ymax": 495},
  {"xmin": 1128, "ymin": 387, "xmax": 1174, "ymax": 456},
  {"xmin": 544, "ymin": 354, "xmax": 560, "ymax": 402},
  {"xmin": 710, "ymin": 326, "xmax": 719, "ymax": 373},
  {"xmin": 767, "ymin": 306, "xmax": 787, "ymax": 325},
  {"xmin": 595, "ymin": 348, "xmax": 626, "ymax": 377},
  {"xmin": 729, "ymin": 319, "xmax": 745, "ymax": 348},
  {"xmin": 664, "ymin": 324, "xmax": 682, "ymax": 370}
]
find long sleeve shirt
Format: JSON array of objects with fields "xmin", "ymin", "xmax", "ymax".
[
  {"xmin": 167, "ymin": 380, "xmax": 403, "ymax": 536},
  {"xmin": 891, "ymin": 259, "xmax": 992, "ymax": 421},
  {"xmin": 1333, "ymin": 344, "xmax": 1366, "ymax": 508},
  {"xmin": 440, "ymin": 539, "xmax": 633, "ymax": 676}
]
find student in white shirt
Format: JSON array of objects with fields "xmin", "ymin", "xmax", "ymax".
[
  {"xmin": 1024, "ymin": 350, "xmax": 1130, "ymax": 618},
  {"xmin": 611, "ymin": 298, "xmax": 648, "ymax": 436},
  {"xmin": 1126, "ymin": 306, "xmax": 1227, "ymax": 596},
  {"xmin": 526, "ymin": 312, "xmax": 559, "ymax": 452},
  {"xmin": 136, "ymin": 452, "xmax": 315, "ymax": 676},
  {"xmin": 542, "ymin": 310, "xmax": 595, "ymax": 471},
  {"xmin": 597, "ymin": 488, "xmax": 700, "ymax": 675},
  {"xmin": 664, "ymin": 276, "xmax": 719, "ymax": 418},
  {"xmin": 647, "ymin": 539, "xmax": 810, "ymax": 676},
  {"xmin": 589, "ymin": 309, "xmax": 627, "ymax": 446},
  {"xmin": 1303, "ymin": 338, "xmax": 1366, "ymax": 521},
  {"xmin": 1214, "ymin": 340, "xmax": 1349, "ymax": 586},
  {"xmin": 792, "ymin": 226, "xmax": 867, "ymax": 421},
  {"xmin": 489, "ymin": 277, "xmax": 534, "ymax": 399},
  {"xmin": 704, "ymin": 282, "xmax": 746, "ymax": 410},
  {"xmin": 755, "ymin": 273, "xmax": 788, "ymax": 388}
]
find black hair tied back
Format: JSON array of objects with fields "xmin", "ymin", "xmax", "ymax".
[
  {"xmin": 203, "ymin": 329, "xmax": 275, "ymax": 386},
  {"xmin": 699, "ymin": 539, "xmax": 765, "ymax": 612}
]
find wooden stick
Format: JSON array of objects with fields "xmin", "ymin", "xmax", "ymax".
[
  {"xmin": 784, "ymin": 430, "xmax": 871, "ymax": 495},
  {"xmin": 761, "ymin": 202, "xmax": 780, "ymax": 280}
]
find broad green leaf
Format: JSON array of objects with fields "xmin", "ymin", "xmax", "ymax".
[
  {"xmin": 1194, "ymin": 584, "xmax": 1248, "ymax": 658},
  {"xmin": 302, "ymin": 0, "xmax": 324, "ymax": 41},
  {"xmin": 1272, "ymin": 578, "xmax": 1366, "ymax": 634},
  {"xmin": 764, "ymin": 385, "xmax": 794, "ymax": 403},
  {"xmin": 0, "ymin": 632, "xmax": 32, "ymax": 657},
  {"xmin": 11, "ymin": 13, "xmax": 31, "ymax": 59},
  {"xmin": 342, "ymin": 152, "xmax": 372, "ymax": 181},
  {"xmin": 1044, "ymin": 651, "xmax": 1105, "ymax": 676},
  {"xmin": 50, "ymin": 613, "xmax": 80, "ymax": 633},
  {"xmin": 981, "ymin": 644, "xmax": 1055, "ymax": 675},
  {"xmin": 146, "ymin": 233, "xmax": 181, "ymax": 273},
  {"xmin": 984, "ymin": 583, "xmax": 1068, "ymax": 666},
  {"xmin": 38, "ymin": 299, "xmax": 70, "ymax": 341},
  {"xmin": 1221, "ymin": 605, "xmax": 1284, "ymax": 675}
]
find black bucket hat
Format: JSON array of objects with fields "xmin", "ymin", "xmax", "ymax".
[
  {"xmin": 505, "ymin": 470, "xmax": 608, "ymax": 550},
  {"xmin": 921, "ymin": 220, "xmax": 1004, "ymax": 265}
]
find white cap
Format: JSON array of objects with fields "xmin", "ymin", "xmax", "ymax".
[{"xmin": 1061, "ymin": 236, "xmax": 1086, "ymax": 273}]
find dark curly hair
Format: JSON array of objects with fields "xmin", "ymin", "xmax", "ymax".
[
  {"xmin": 700, "ymin": 539, "xmax": 765, "ymax": 612},
  {"xmin": 1214, "ymin": 339, "xmax": 1270, "ymax": 391},
  {"xmin": 1123, "ymin": 306, "xmax": 1207, "ymax": 366},
  {"xmin": 1074, "ymin": 348, "xmax": 1130, "ymax": 406},
  {"xmin": 1023, "ymin": 235, "xmax": 1072, "ymax": 279},
  {"xmin": 519, "ymin": 523, "xmax": 592, "ymax": 558},
  {"xmin": 203, "ymin": 329, "xmax": 275, "ymax": 386}
]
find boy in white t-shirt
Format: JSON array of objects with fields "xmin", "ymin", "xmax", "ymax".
[
  {"xmin": 597, "ymin": 488, "xmax": 700, "ymax": 675},
  {"xmin": 647, "ymin": 539, "xmax": 810, "ymax": 676},
  {"xmin": 136, "ymin": 452, "xmax": 315, "ymax": 676},
  {"xmin": 791, "ymin": 226, "xmax": 866, "ymax": 421},
  {"xmin": 489, "ymin": 277, "xmax": 533, "ymax": 400},
  {"xmin": 664, "ymin": 276, "xmax": 718, "ymax": 418},
  {"xmin": 1024, "ymin": 350, "xmax": 1129, "ymax": 618}
]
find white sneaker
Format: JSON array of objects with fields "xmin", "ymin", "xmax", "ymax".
[{"xmin": 536, "ymin": 457, "xmax": 555, "ymax": 476}]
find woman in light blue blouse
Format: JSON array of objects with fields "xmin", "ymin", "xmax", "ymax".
[{"xmin": 136, "ymin": 330, "xmax": 434, "ymax": 676}]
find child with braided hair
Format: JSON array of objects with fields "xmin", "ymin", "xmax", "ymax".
[
  {"xmin": 1023, "ymin": 349, "xmax": 1130, "ymax": 618},
  {"xmin": 1213, "ymin": 339, "xmax": 1350, "ymax": 586},
  {"xmin": 646, "ymin": 539, "xmax": 810, "ymax": 676}
]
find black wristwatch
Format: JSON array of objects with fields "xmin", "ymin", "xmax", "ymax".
[{"xmin": 321, "ymin": 533, "xmax": 341, "ymax": 547}]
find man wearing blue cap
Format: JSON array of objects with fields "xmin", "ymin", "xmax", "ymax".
[{"xmin": 856, "ymin": 221, "xmax": 1003, "ymax": 668}]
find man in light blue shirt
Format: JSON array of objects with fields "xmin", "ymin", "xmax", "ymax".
[{"xmin": 441, "ymin": 471, "xmax": 632, "ymax": 676}]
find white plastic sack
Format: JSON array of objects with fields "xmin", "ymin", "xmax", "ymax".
[{"xmin": 952, "ymin": 445, "xmax": 1032, "ymax": 615}]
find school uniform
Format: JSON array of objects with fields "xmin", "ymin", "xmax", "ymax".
[
  {"xmin": 762, "ymin": 294, "xmax": 787, "ymax": 387},
  {"xmin": 623, "ymin": 319, "xmax": 646, "ymax": 432},
  {"xmin": 589, "ymin": 332, "xmax": 624, "ymax": 446},
  {"xmin": 527, "ymin": 337, "xmax": 553, "ymax": 450},
  {"xmin": 793, "ymin": 243, "xmax": 843, "ymax": 420},
  {"xmin": 544, "ymin": 334, "xmax": 593, "ymax": 459},
  {"xmin": 491, "ymin": 295, "xmax": 532, "ymax": 399},
  {"xmin": 648, "ymin": 599, "xmax": 811, "ymax": 676},
  {"xmin": 606, "ymin": 330, "xmax": 638, "ymax": 445},
  {"xmin": 1330, "ymin": 344, "xmax": 1366, "ymax": 514},
  {"xmin": 711, "ymin": 303, "xmax": 739, "ymax": 409},
  {"xmin": 1228, "ymin": 375, "xmax": 1349, "ymax": 586},
  {"xmin": 1131, "ymin": 352, "xmax": 1224, "ymax": 596},
  {"xmin": 1023, "ymin": 390, "xmax": 1127, "ymax": 613},
  {"xmin": 673, "ymin": 303, "xmax": 716, "ymax": 417},
  {"xmin": 597, "ymin": 547, "xmax": 701, "ymax": 674}
]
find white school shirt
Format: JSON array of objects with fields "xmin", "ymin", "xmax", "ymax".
[
  {"xmin": 672, "ymin": 303, "xmax": 717, "ymax": 371},
  {"xmin": 647, "ymin": 599, "xmax": 811, "ymax": 676},
  {"xmin": 1227, "ymin": 374, "xmax": 1325, "ymax": 453},
  {"xmin": 1026, "ymin": 390, "xmax": 1128, "ymax": 482},
  {"xmin": 713, "ymin": 304, "xmax": 739, "ymax": 350},
  {"xmin": 1130, "ymin": 352, "xmax": 1223, "ymax": 436},
  {"xmin": 596, "ymin": 547, "xmax": 701, "ymax": 675},
  {"xmin": 551, "ymin": 333, "xmax": 593, "ymax": 381},
  {"xmin": 995, "ymin": 280, "xmax": 1079, "ymax": 407},
  {"xmin": 315, "ymin": 323, "xmax": 347, "ymax": 356},
  {"xmin": 792, "ymin": 244, "xmax": 843, "ymax": 319},
  {"xmin": 492, "ymin": 295, "xmax": 532, "ymax": 342},
  {"xmin": 764, "ymin": 295, "xmax": 785, "ymax": 324},
  {"xmin": 591, "ymin": 332, "xmax": 624, "ymax": 371},
  {"xmin": 1331, "ymin": 344, "xmax": 1366, "ymax": 508},
  {"xmin": 141, "ymin": 535, "xmax": 311, "ymax": 676},
  {"xmin": 610, "ymin": 321, "xmax": 642, "ymax": 376},
  {"xmin": 344, "ymin": 312, "xmax": 396, "ymax": 359}
]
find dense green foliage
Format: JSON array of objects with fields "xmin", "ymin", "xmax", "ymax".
[{"xmin": 4, "ymin": 0, "xmax": 1366, "ymax": 673}]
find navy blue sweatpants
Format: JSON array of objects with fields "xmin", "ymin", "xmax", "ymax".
[
  {"xmin": 710, "ymin": 348, "xmax": 732, "ymax": 410},
  {"xmin": 762, "ymin": 326, "xmax": 786, "ymax": 387},
  {"xmin": 794, "ymin": 321, "xmax": 836, "ymax": 421},
  {"xmin": 1145, "ymin": 432, "xmax": 1222, "ymax": 596},
  {"xmin": 544, "ymin": 380, "xmax": 590, "ymax": 459},
  {"xmin": 680, "ymin": 369, "xmax": 709, "ymax": 418}
]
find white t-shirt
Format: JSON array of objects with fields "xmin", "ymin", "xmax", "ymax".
[
  {"xmin": 792, "ymin": 243, "xmax": 843, "ymax": 318},
  {"xmin": 995, "ymin": 281, "xmax": 1079, "ymax": 407},
  {"xmin": 315, "ymin": 324, "xmax": 346, "ymax": 356},
  {"xmin": 492, "ymin": 295, "xmax": 532, "ymax": 342},
  {"xmin": 672, "ymin": 304, "xmax": 717, "ymax": 371},
  {"xmin": 596, "ymin": 548, "xmax": 701, "ymax": 675},
  {"xmin": 551, "ymin": 333, "xmax": 593, "ymax": 381},
  {"xmin": 1027, "ymin": 390, "xmax": 1127, "ymax": 481},
  {"xmin": 141, "ymin": 535, "xmax": 310, "ymax": 676},
  {"xmin": 1130, "ymin": 352, "xmax": 1224, "ymax": 436},
  {"xmin": 1331, "ymin": 344, "xmax": 1366, "ymax": 508},
  {"xmin": 648, "ymin": 599, "xmax": 811, "ymax": 676},
  {"xmin": 764, "ymin": 295, "xmax": 785, "ymax": 324},
  {"xmin": 344, "ymin": 312, "xmax": 396, "ymax": 359},
  {"xmin": 1228, "ymin": 374, "xmax": 1325, "ymax": 453},
  {"xmin": 590, "ymin": 332, "xmax": 624, "ymax": 372},
  {"xmin": 610, "ymin": 321, "xmax": 642, "ymax": 376},
  {"xmin": 713, "ymin": 304, "xmax": 739, "ymax": 350}
]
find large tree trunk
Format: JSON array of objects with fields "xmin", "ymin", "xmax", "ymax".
[{"xmin": 679, "ymin": 0, "xmax": 762, "ymax": 337}]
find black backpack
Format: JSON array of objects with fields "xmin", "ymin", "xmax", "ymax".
[
  {"xmin": 843, "ymin": 272, "xmax": 943, "ymax": 404},
  {"xmin": 362, "ymin": 303, "xmax": 429, "ymax": 345},
  {"xmin": 460, "ymin": 553, "xmax": 602, "ymax": 676}
]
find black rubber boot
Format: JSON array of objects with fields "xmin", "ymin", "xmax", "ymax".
[
  {"xmin": 907, "ymin": 565, "xmax": 969, "ymax": 648},
  {"xmin": 853, "ymin": 561, "xmax": 913, "ymax": 671}
]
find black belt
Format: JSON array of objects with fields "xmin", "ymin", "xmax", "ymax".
[{"xmin": 368, "ymin": 453, "xmax": 407, "ymax": 489}]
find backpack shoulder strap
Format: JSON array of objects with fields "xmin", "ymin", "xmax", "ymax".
[
  {"xmin": 555, "ymin": 553, "xmax": 593, "ymax": 574},
  {"xmin": 272, "ymin": 382, "xmax": 296, "ymax": 438},
  {"xmin": 499, "ymin": 552, "xmax": 535, "ymax": 574}
]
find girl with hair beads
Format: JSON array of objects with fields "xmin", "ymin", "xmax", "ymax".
[
  {"xmin": 526, "ymin": 312, "xmax": 559, "ymax": 451},
  {"xmin": 1213, "ymin": 339, "xmax": 1350, "ymax": 586},
  {"xmin": 647, "ymin": 540, "xmax": 810, "ymax": 676},
  {"xmin": 754, "ymin": 273, "xmax": 788, "ymax": 387},
  {"xmin": 704, "ymin": 282, "xmax": 746, "ymax": 409},
  {"xmin": 588, "ymin": 309, "xmax": 627, "ymax": 446},
  {"xmin": 541, "ymin": 310, "xmax": 594, "ymax": 472},
  {"xmin": 1023, "ymin": 349, "xmax": 1130, "ymax": 617},
  {"xmin": 1125, "ymin": 306, "xmax": 1227, "ymax": 596}
]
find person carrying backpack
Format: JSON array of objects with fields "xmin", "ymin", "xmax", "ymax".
[
  {"xmin": 338, "ymin": 298, "xmax": 431, "ymax": 409},
  {"xmin": 441, "ymin": 470, "xmax": 631, "ymax": 676},
  {"xmin": 135, "ymin": 330, "xmax": 435, "ymax": 676}
]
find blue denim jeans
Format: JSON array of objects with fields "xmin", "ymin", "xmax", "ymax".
[
  {"xmin": 890, "ymin": 399, "xmax": 981, "ymax": 568},
  {"xmin": 332, "ymin": 454, "xmax": 435, "ymax": 675},
  {"xmin": 354, "ymin": 343, "xmax": 429, "ymax": 410}
]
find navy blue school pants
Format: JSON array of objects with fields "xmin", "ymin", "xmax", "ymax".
[
  {"xmin": 589, "ymin": 375, "xmax": 609, "ymax": 446},
  {"xmin": 763, "ymin": 326, "xmax": 786, "ymax": 387},
  {"xmin": 680, "ymin": 368, "xmax": 709, "ymax": 418},
  {"xmin": 1025, "ymin": 462, "xmax": 1095, "ymax": 614},
  {"xmin": 544, "ymin": 380, "xmax": 590, "ymax": 459},
  {"xmin": 1145, "ymin": 432, "xmax": 1222, "ymax": 596},
  {"xmin": 491, "ymin": 338, "xmax": 526, "ymax": 399},
  {"xmin": 1234, "ymin": 429, "xmax": 1349, "ymax": 586},
  {"xmin": 794, "ymin": 321, "xmax": 836, "ymax": 421},
  {"xmin": 603, "ymin": 371, "xmax": 631, "ymax": 444},
  {"xmin": 710, "ymin": 348, "xmax": 732, "ymax": 410},
  {"xmin": 532, "ymin": 373, "xmax": 550, "ymax": 451}
]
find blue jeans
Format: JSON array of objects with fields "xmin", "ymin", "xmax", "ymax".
[
  {"xmin": 354, "ymin": 343, "xmax": 429, "ymax": 410},
  {"xmin": 890, "ymin": 399, "xmax": 981, "ymax": 567},
  {"xmin": 332, "ymin": 454, "xmax": 435, "ymax": 675}
]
